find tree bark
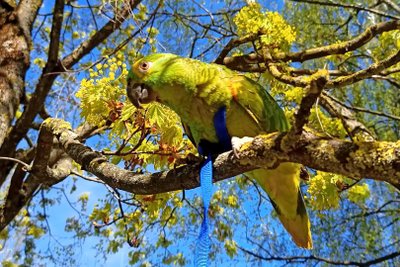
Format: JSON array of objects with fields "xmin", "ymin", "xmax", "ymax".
[
  {"xmin": 0, "ymin": 0, "xmax": 31, "ymax": 147},
  {"xmin": 28, "ymin": 119, "xmax": 400, "ymax": 197}
]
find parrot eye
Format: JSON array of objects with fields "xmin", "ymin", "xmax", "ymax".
[{"xmin": 138, "ymin": 61, "xmax": 152, "ymax": 72}]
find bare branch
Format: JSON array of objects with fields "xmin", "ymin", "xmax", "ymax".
[
  {"xmin": 323, "ymin": 93, "xmax": 400, "ymax": 122},
  {"xmin": 0, "ymin": 156, "xmax": 30, "ymax": 169},
  {"xmin": 61, "ymin": 0, "xmax": 142, "ymax": 69},
  {"xmin": 262, "ymin": 49, "xmax": 308, "ymax": 87},
  {"xmin": 383, "ymin": 0, "xmax": 400, "ymax": 14},
  {"xmin": 290, "ymin": 0, "xmax": 400, "ymax": 20},
  {"xmin": 327, "ymin": 49, "xmax": 400, "ymax": 88},
  {"xmin": 319, "ymin": 93, "xmax": 375, "ymax": 140},
  {"xmin": 239, "ymin": 245, "xmax": 400, "ymax": 266}
]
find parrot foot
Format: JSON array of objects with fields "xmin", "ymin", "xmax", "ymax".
[{"xmin": 231, "ymin": 136, "xmax": 254, "ymax": 158}]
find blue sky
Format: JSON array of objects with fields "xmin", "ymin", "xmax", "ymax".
[
  {"xmin": 4, "ymin": 0, "xmax": 398, "ymax": 266},
  {"xmin": 1, "ymin": 1, "xmax": 296, "ymax": 266}
]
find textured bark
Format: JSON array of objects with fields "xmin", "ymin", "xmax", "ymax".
[
  {"xmin": 0, "ymin": 0, "xmax": 42, "ymax": 186},
  {"xmin": 0, "ymin": 1, "xmax": 30, "ymax": 148},
  {"xmin": 0, "ymin": 0, "xmax": 65, "ymax": 159},
  {"xmin": 31, "ymin": 119, "xmax": 400, "ymax": 197},
  {"xmin": 0, "ymin": 121, "xmax": 103, "ymax": 230}
]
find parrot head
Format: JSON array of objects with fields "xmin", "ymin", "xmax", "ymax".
[{"xmin": 126, "ymin": 53, "xmax": 178, "ymax": 108}]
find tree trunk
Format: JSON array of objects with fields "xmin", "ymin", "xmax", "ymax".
[{"xmin": 0, "ymin": 1, "xmax": 30, "ymax": 148}]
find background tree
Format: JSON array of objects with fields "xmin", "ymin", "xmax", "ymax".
[{"xmin": 0, "ymin": 0, "xmax": 399, "ymax": 266}]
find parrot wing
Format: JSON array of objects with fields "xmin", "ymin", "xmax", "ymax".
[
  {"xmin": 230, "ymin": 75, "xmax": 289, "ymax": 133},
  {"xmin": 225, "ymin": 75, "xmax": 313, "ymax": 249}
]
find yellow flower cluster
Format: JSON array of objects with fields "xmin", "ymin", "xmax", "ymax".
[
  {"xmin": 75, "ymin": 55, "xmax": 128, "ymax": 126},
  {"xmin": 233, "ymin": 3, "xmax": 296, "ymax": 49}
]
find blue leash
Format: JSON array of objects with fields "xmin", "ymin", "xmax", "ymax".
[
  {"xmin": 194, "ymin": 154, "xmax": 212, "ymax": 267},
  {"xmin": 194, "ymin": 107, "xmax": 232, "ymax": 267}
]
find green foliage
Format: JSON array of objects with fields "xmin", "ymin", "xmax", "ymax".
[
  {"xmin": 162, "ymin": 252, "xmax": 186, "ymax": 266},
  {"xmin": 373, "ymin": 30, "xmax": 400, "ymax": 59},
  {"xmin": 224, "ymin": 239, "xmax": 237, "ymax": 258},
  {"xmin": 307, "ymin": 172, "xmax": 342, "ymax": 210},
  {"xmin": 347, "ymin": 183, "xmax": 371, "ymax": 205},
  {"xmin": 2, "ymin": 261, "xmax": 18, "ymax": 267}
]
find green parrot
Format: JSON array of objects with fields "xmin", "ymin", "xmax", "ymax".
[{"xmin": 126, "ymin": 53, "xmax": 312, "ymax": 249}]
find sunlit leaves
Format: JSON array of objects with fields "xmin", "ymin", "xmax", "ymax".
[
  {"xmin": 224, "ymin": 239, "xmax": 237, "ymax": 258},
  {"xmin": 347, "ymin": 183, "xmax": 371, "ymax": 205},
  {"xmin": 75, "ymin": 54, "xmax": 128, "ymax": 126},
  {"xmin": 307, "ymin": 172, "xmax": 342, "ymax": 210},
  {"xmin": 373, "ymin": 30, "xmax": 400, "ymax": 59},
  {"xmin": 162, "ymin": 252, "xmax": 186, "ymax": 266},
  {"xmin": 233, "ymin": 3, "xmax": 296, "ymax": 50}
]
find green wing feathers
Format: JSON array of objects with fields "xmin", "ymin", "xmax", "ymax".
[
  {"xmin": 231, "ymin": 76, "xmax": 289, "ymax": 133},
  {"xmin": 225, "ymin": 75, "xmax": 312, "ymax": 248}
]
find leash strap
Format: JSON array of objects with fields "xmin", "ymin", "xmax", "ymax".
[
  {"xmin": 194, "ymin": 154, "xmax": 212, "ymax": 267},
  {"xmin": 194, "ymin": 106, "xmax": 231, "ymax": 267}
]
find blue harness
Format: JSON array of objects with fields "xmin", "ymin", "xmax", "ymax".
[{"xmin": 195, "ymin": 106, "xmax": 231, "ymax": 267}]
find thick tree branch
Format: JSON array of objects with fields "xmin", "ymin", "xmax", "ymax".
[
  {"xmin": 214, "ymin": 34, "xmax": 256, "ymax": 64},
  {"xmin": 0, "ymin": 1, "xmax": 31, "ymax": 182},
  {"xmin": 0, "ymin": 174, "xmax": 41, "ymax": 231},
  {"xmin": 0, "ymin": 0, "xmax": 65, "ymax": 159},
  {"xmin": 36, "ymin": 119, "xmax": 400, "ymax": 196},
  {"xmin": 290, "ymin": 74, "xmax": 327, "ymax": 135},
  {"xmin": 223, "ymin": 53, "xmax": 265, "ymax": 72}
]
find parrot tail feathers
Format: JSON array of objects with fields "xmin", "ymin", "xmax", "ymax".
[{"xmin": 271, "ymin": 191, "xmax": 313, "ymax": 249}]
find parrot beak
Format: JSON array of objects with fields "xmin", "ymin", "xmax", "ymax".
[{"xmin": 126, "ymin": 78, "xmax": 157, "ymax": 108}]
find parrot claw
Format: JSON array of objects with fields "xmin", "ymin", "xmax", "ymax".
[{"xmin": 231, "ymin": 136, "xmax": 254, "ymax": 158}]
